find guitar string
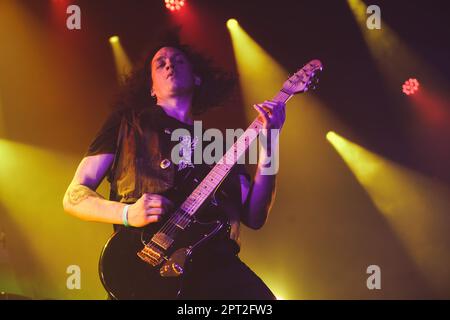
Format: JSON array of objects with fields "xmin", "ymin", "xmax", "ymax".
[
  {"xmin": 145, "ymin": 86, "xmax": 303, "ymax": 248},
  {"xmin": 142, "ymin": 66, "xmax": 320, "ymax": 251},
  {"xmin": 143, "ymin": 163, "xmax": 231, "ymax": 249},
  {"xmin": 150, "ymin": 121, "xmax": 263, "ymax": 246},
  {"xmin": 157, "ymin": 67, "xmax": 319, "ymax": 238},
  {"xmin": 157, "ymin": 146, "xmax": 240, "ymax": 239},
  {"xmin": 162, "ymin": 118, "xmax": 266, "ymax": 235},
  {"xmin": 148, "ymin": 86, "xmax": 300, "ymax": 243},
  {"xmin": 146, "ymin": 115, "xmax": 282, "ymax": 251},
  {"xmin": 140, "ymin": 66, "xmax": 320, "ymax": 253},
  {"xmin": 146, "ymin": 153, "xmax": 231, "ymax": 241}
]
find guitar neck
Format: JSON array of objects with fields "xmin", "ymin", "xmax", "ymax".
[{"xmin": 178, "ymin": 90, "xmax": 293, "ymax": 217}]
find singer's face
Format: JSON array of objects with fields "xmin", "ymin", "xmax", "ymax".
[{"xmin": 151, "ymin": 47, "xmax": 196, "ymax": 100}]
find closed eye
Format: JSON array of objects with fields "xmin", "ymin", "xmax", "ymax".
[{"xmin": 153, "ymin": 54, "xmax": 185, "ymax": 69}]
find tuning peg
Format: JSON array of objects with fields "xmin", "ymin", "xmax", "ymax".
[{"xmin": 310, "ymin": 76, "xmax": 320, "ymax": 90}]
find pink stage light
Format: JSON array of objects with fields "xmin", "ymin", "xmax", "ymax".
[
  {"xmin": 165, "ymin": 0, "xmax": 185, "ymax": 12},
  {"xmin": 402, "ymin": 78, "xmax": 420, "ymax": 95}
]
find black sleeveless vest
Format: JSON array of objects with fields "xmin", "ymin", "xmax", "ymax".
[{"xmin": 107, "ymin": 106, "xmax": 244, "ymax": 245}]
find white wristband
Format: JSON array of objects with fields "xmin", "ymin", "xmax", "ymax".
[{"xmin": 122, "ymin": 204, "xmax": 130, "ymax": 227}]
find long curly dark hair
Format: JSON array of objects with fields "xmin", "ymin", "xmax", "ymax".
[{"xmin": 114, "ymin": 31, "xmax": 236, "ymax": 116}]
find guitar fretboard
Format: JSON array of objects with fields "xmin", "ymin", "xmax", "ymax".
[{"xmin": 172, "ymin": 90, "xmax": 292, "ymax": 226}]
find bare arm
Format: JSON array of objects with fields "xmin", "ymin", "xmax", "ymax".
[
  {"xmin": 63, "ymin": 154, "xmax": 172, "ymax": 226},
  {"xmin": 62, "ymin": 154, "xmax": 126, "ymax": 224},
  {"xmin": 240, "ymin": 100, "xmax": 285, "ymax": 230},
  {"xmin": 240, "ymin": 153, "xmax": 277, "ymax": 230}
]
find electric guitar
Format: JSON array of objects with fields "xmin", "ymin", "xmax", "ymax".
[{"xmin": 99, "ymin": 59, "xmax": 323, "ymax": 299}]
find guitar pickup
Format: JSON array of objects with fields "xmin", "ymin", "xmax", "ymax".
[{"xmin": 175, "ymin": 215, "xmax": 191, "ymax": 230}]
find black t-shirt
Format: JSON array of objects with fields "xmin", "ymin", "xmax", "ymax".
[
  {"xmin": 85, "ymin": 109, "xmax": 123, "ymax": 157},
  {"xmin": 85, "ymin": 106, "xmax": 250, "ymax": 197}
]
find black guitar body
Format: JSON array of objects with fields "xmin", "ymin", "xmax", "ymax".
[
  {"xmin": 99, "ymin": 217, "xmax": 225, "ymax": 299},
  {"xmin": 99, "ymin": 165, "xmax": 230, "ymax": 300}
]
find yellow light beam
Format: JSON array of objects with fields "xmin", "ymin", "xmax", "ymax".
[
  {"xmin": 225, "ymin": 16, "xmax": 341, "ymax": 177},
  {"xmin": 226, "ymin": 18, "xmax": 288, "ymax": 121},
  {"xmin": 346, "ymin": 0, "xmax": 417, "ymax": 86},
  {"xmin": 226, "ymin": 18, "xmax": 351, "ymax": 299},
  {"xmin": 109, "ymin": 35, "xmax": 132, "ymax": 84},
  {"xmin": 327, "ymin": 131, "xmax": 450, "ymax": 296},
  {"xmin": 0, "ymin": 139, "xmax": 111, "ymax": 299},
  {"xmin": 226, "ymin": 18, "xmax": 238, "ymax": 30},
  {"xmin": 109, "ymin": 35, "xmax": 119, "ymax": 44},
  {"xmin": 346, "ymin": 0, "xmax": 446, "ymax": 90},
  {"xmin": 0, "ymin": 91, "xmax": 5, "ymax": 138}
]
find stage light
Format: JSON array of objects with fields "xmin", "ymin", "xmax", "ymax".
[
  {"xmin": 346, "ymin": 0, "xmax": 424, "ymax": 91},
  {"xmin": 108, "ymin": 35, "xmax": 132, "ymax": 84},
  {"xmin": 50, "ymin": 0, "xmax": 71, "ymax": 26},
  {"xmin": 227, "ymin": 19, "xmax": 339, "ymax": 300},
  {"xmin": 402, "ymin": 78, "xmax": 420, "ymax": 95},
  {"xmin": 109, "ymin": 35, "xmax": 119, "ymax": 44},
  {"xmin": 0, "ymin": 139, "xmax": 112, "ymax": 299},
  {"xmin": 0, "ymin": 93, "xmax": 4, "ymax": 138},
  {"xmin": 226, "ymin": 16, "xmax": 287, "ymax": 121},
  {"xmin": 165, "ymin": 0, "xmax": 185, "ymax": 12},
  {"xmin": 326, "ymin": 131, "xmax": 450, "ymax": 294},
  {"xmin": 326, "ymin": 131, "xmax": 337, "ymax": 142},
  {"xmin": 226, "ymin": 18, "xmax": 239, "ymax": 30}
]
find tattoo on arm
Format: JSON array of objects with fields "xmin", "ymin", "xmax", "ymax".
[{"xmin": 67, "ymin": 184, "xmax": 103, "ymax": 206}]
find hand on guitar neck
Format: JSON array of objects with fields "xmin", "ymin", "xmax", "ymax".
[{"xmin": 253, "ymin": 100, "xmax": 286, "ymax": 132}]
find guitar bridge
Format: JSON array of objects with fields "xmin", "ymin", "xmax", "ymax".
[{"xmin": 137, "ymin": 245, "xmax": 164, "ymax": 267}]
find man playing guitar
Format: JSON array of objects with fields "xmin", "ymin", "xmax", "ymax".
[{"xmin": 62, "ymin": 40, "xmax": 286, "ymax": 299}]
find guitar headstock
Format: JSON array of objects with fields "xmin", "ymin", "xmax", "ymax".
[{"xmin": 282, "ymin": 59, "xmax": 323, "ymax": 95}]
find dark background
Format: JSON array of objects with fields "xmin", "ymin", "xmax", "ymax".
[{"xmin": 0, "ymin": 0, "xmax": 449, "ymax": 299}]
